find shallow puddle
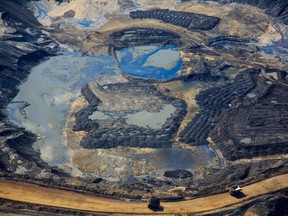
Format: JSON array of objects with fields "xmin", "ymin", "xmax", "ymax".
[{"xmin": 134, "ymin": 145, "xmax": 215, "ymax": 174}]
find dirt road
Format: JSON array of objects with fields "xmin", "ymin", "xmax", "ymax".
[{"xmin": 0, "ymin": 174, "xmax": 288, "ymax": 214}]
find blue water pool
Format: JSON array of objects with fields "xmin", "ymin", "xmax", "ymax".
[{"xmin": 116, "ymin": 45, "xmax": 183, "ymax": 81}]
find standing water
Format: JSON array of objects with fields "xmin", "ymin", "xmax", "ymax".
[
  {"xmin": 8, "ymin": 52, "xmax": 120, "ymax": 164},
  {"xmin": 116, "ymin": 45, "xmax": 183, "ymax": 81},
  {"xmin": 7, "ymin": 47, "xmax": 216, "ymax": 174}
]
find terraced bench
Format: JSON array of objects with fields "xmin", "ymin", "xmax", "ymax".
[{"xmin": 130, "ymin": 9, "xmax": 220, "ymax": 31}]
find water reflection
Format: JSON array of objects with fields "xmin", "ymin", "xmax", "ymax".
[
  {"xmin": 7, "ymin": 49, "xmax": 216, "ymax": 174},
  {"xmin": 8, "ymin": 53, "xmax": 120, "ymax": 164},
  {"xmin": 116, "ymin": 45, "xmax": 183, "ymax": 81},
  {"xmin": 135, "ymin": 146, "xmax": 215, "ymax": 173},
  {"xmin": 126, "ymin": 104, "xmax": 176, "ymax": 129}
]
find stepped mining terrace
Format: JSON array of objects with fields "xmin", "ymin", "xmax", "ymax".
[{"xmin": 1, "ymin": 0, "xmax": 288, "ymax": 215}]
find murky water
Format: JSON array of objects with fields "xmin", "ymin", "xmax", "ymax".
[
  {"xmin": 116, "ymin": 45, "xmax": 183, "ymax": 81},
  {"xmin": 125, "ymin": 104, "xmax": 176, "ymax": 129},
  {"xmin": 135, "ymin": 145, "xmax": 215, "ymax": 173},
  {"xmin": 89, "ymin": 111, "xmax": 112, "ymax": 120},
  {"xmin": 8, "ymin": 53, "xmax": 120, "ymax": 164},
  {"xmin": 7, "ymin": 47, "xmax": 216, "ymax": 174},
  {"xmin": 90, "ymin": 104, "xmax": 176, "ymax": 129}
]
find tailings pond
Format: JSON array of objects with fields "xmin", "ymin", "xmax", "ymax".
[
  {"xmin": 8, "ymin": 52, "xmax": 121, "ymax": 164},
  {"xmin": 8, "ymin": 47, "xmax": 216, "ymax": 178}
]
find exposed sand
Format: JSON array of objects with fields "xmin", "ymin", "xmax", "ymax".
[
  {"xmin": 31, "ymin": 0, "xmax": 120, "ymax": 28},
  {"xmin": 0, "ymin": 174, "xmax": 288, "ymax": 214},
  {"xmin": 178, "ymin": 2, "xmax": 269, "ymax": 38},
  {"xmin": 157, "ymin": 81, "xmax": 201, "ymax": 136}
]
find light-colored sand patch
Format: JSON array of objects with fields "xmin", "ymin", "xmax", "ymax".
[
  {"xmin": 267, "ymin": 72, "xmax": 278, "ymax": 80},
  {"xmin": 88, "ymin": 82, "xmax": 164, "ymax": 112},
  {"xmin": 47, "ymin": 0, "xmax": 119, "ymax": 20},
  {"xmin": 178, "ymin": 3, "xmax": 233, "ymax": 16},
  {"xmin": 31, "ymin": 0, "xmax": 120, "ymax": 28},
  {"xmin": 1, "ymin": 174, "xmax": 288, "ymax": 214},
  {"xmin": 157, "ymin": 80, "xmax": 201, "ymax": 136},
  {"xmin": 247, "ymin": 93, "xmax": 257, "ymax": 98},
  {"xmin": 240, "ymin": 137, "xmax": 253, "ymax": 144},
  {"xmin": 0, "ymin": 13, "xmax": 6, "ymax": 36},
  {"xmin": 136, "ymin": 0, "xmax": 181, "ymax": 10},
  {"xmin": 179, "ymin": 3, "xmax": 269, "ymax": 37},
  {"xmin": 168, "ymin": 186, "xmax": 186, "ymax": 193},
  {"xmin": 258, "ymin": 23, "xmax": 282, "ymax": 46}
]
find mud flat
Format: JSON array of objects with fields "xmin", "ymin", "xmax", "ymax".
[{"xmin": 61, "ymin": 80, "xmax": 216, "ymax": 187}]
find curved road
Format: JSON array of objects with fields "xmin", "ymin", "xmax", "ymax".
[{"xmin": 0, "ymin": 174, "xmax": 288, "ymax": 214}]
